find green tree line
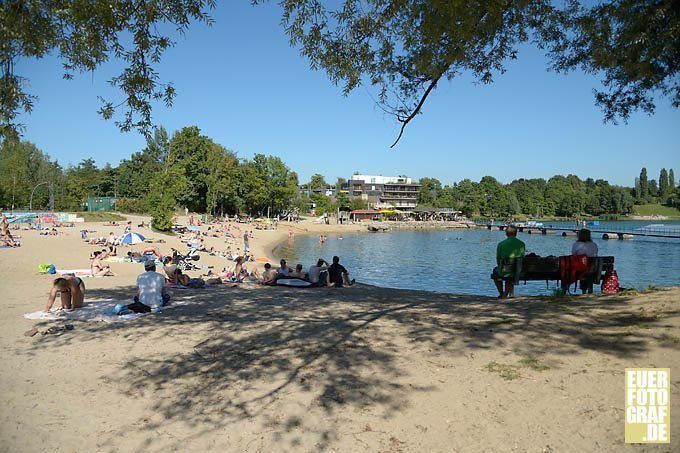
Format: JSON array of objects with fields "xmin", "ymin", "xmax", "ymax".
[
  {"xmin": 1, "ymin": 128, "xmax": 677, "ymax": 225},
  {"xmin": 416, "ymin": 169, "xmax": 679, "ymax": 218},
  {"xmin": 0, "ymin": 126, "xmax": 300, "ymax": 229},
  {"xmin": 634, "ymin": 167, "xmax": 678, "ymax": 206}
]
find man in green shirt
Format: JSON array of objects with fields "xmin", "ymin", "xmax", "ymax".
[{"xmin": 492, "ymin": 225, "xmax": 525, "ymax": 299}]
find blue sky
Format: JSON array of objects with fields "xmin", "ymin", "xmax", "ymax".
[{"xmin": 16, "ymin": 2, "xmax": 680, "ymax": 187}]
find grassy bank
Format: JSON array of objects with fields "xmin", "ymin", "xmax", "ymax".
[
  {"xmin": 632, "ymin": 203, "xmax": 680, "ymax": 218},
  {"xmin": 75, "ymin": 211, "xmax": 127, "ymax": 222}
]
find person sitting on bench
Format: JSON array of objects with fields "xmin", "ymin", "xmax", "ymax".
[
  {"xmin": 492, "ymin": 225, "xmax": 525, "ymax": 299},
  {"xmin": 571, "ymin": 228, "xmax": 598, "ymax": 294}
]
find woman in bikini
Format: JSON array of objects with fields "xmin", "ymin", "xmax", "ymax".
[
  {"xmin": 91, "ymin": 251, "xmax": 115, "ymax": 276},
  {"xmin": 45, "ymin": 276, "xmax": 85, "ymax": 312}
]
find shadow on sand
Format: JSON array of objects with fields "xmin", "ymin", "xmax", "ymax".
[{"xmin": 22, "ymin": 284, "xmax": 678, "ymax": 449}]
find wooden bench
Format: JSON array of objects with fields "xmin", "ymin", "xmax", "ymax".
[{"xmin": 495, "ymin": 256, "xmax": 615, "ymax": 286}]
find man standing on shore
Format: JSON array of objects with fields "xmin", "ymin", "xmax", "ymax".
[
  {"xmin": 243, "ymin": 230, "xmax": 250, "ymax": 252},
  {"xmin": 492, "ymin": 225, "xmax": 525, "ymax": 299}
]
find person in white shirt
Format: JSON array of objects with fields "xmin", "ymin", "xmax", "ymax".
[
  {"xmin": 572, "ymin": 229, "xmax": 598, "ymax": 294},
  {"xmin": 572, "ymin": 229, "xmax": 598, "ymax": 257},
  {"xmin": 106, "ymin": 232, "xmax": 118, "ymax": 246},
  {"xmin": 277, "ymin": 259, "xmax": 292, "ymax": 277},
  {"xmin": 122, "ymin": 261, "xmax": 170, "ymax": 313}
]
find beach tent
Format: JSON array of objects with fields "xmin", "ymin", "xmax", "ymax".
[{"xmin": 119, "ymin": 232, "xmax": 146, "ymax": 244}]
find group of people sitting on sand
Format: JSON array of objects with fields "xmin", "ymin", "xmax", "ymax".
[
  {"xmin": 492, "ymin": 225, "xmax": 599, "ymax": 299},
  {"xmin": 42, "ymin": 212, "xmax": 356, "ymax": 314},
  {"xmin": 258, "ymin": 256, "xmax": 355, "ymax": 287},
  {"xmin": 45, "ymin": 251, "xmax": 355, "ymax": 314}
]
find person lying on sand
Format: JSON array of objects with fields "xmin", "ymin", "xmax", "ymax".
[
  {"xmin": 126, "ymin": 250, "xmax": 145, "ymax": 262},
  {"xmin": 163, "ymin": 257, "xmax": 222, "ymax": 287},
  {"xmin": 45, "ymin": 276, "xmax": 85, "ymax": 312},
  {"xmin": 140, "ymin": 246, "xmax": 164, "ymax": 259},
  {"xmin": 91, "ymin": 251, "xmax": 115, "ymax": 276}
]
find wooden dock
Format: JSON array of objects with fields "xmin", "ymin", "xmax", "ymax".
[{"xmin": 476, "ymin": 223, "xmax": 680, "ymax": 240}]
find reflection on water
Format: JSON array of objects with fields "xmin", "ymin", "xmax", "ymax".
[{"xmin": 275, "ymin": 223, "xmax": 680, "ymax": 296}]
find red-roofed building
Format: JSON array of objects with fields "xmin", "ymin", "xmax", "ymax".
[{"xmin": 349, "ymin": 209, "xmax": 380, "ymax": 221}]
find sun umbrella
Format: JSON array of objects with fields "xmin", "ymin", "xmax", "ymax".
[{"xmin": 119, "ymin": 232, "xmax": 146, "ymax": 244}]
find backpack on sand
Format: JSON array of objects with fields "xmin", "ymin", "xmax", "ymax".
[
  {"xmin": 37, "ymin": 262, "xmax": 53, "ymax": 274},
  {"xmin": 601, "ymin": 270, "xmax": 620, "ymax": 294}
]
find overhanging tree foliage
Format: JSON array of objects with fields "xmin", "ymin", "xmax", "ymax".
[
  {"xmin": 2, "ymin": 1, "xmax": 677, "ymax": 144},
  {"xmin": 264, "ymin": 0, "xmax": 679, "ymax": 145},
  {"xmin": 1, "ymin": 0, "xmax": 215, "ymax": 138}
]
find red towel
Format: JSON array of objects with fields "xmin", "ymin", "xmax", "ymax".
[{"xmin": 559, "ymin": 254, "xmax": 591, "ymax": 289}]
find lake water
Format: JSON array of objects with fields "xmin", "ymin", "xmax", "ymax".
[{"xmin": 274, "ymin": 221, "xmax": 680, "ymax": 296}]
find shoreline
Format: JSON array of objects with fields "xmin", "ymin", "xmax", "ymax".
[
  {"xmin": 260, "ymin": 219, "xmax": 474, "ymax": 263},
  {"xmin": 257, "ymin": 220, "xmax": 366, "ymax": 263}
]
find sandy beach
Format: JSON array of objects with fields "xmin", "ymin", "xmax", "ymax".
[{"xmin": 0, "ymin": 216, "xmax": 678, "ymax": 452}]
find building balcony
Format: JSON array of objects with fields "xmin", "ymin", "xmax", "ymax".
[
  {"xmin": 381, "ymin": 195, "xmax": 418, "ymax": 200},
  {"xmin": 384, "ymin": 186, "xmax": 421, "ymax": 191}
]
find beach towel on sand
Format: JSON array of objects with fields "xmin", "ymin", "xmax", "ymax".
[
  {"xmin": 56, "ymin": 269, "xmax": 94, "ymax": 277},
  {"xmin": 24, "ymin": 298, "xmax": 195, "ymax": 323},
  {"xmin": 275, "ymin": 278, "xmax": 312, "ymax": 287}
]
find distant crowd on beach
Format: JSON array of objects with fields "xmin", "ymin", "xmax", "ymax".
[{"xmin": 43, "ymin": 214, "xmax": 354, "ymax": 316}]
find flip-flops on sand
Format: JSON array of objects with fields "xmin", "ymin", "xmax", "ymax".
[{"xmin": 42, "ymin": 324, "xmax": 74, "ymax": 335}]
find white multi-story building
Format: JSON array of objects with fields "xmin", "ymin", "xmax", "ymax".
[{"xmin": 347, "ymin": 174, "xmax": 420, "ymax": 209}]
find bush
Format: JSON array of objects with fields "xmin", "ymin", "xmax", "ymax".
[
  {"xmin": 115, "ymin": 197, "xmax": 146, "ymax": 213},
  {"xmin": 150, "ymin": 205, "xmax": 174, "ymax": 231}
]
